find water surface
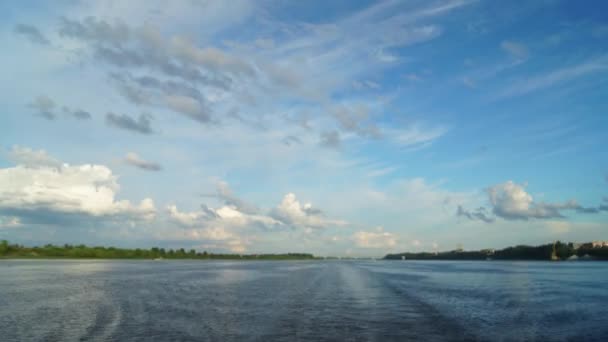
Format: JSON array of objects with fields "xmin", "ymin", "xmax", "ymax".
[{"xmin": 1, "ymin": 260, "xmax": 607, "ymax": 341}]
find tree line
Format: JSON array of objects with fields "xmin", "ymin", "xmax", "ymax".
[
  {"xmin": 0, "ymin": 240, "xmax": 315, "ymax": 260},
  {"xmin": 384, "ymin": 241, "xmax": 608, "ymax": 261}
]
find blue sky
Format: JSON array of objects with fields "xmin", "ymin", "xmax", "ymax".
[{"xmin": 0, "ymin": 0, "xmax": 607, "ymax": 256}]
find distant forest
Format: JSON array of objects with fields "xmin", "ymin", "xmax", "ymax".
[
  {"xmin": 3, "ymin": 240, "xmax": 608, "ymax": 261},
  {"xmin": 0, "ymin": 240, "xmax": 315, "ymax": 260},
  {"xmin": 384, "ymin": 241, "xmax": 608, "ymax": 261}
]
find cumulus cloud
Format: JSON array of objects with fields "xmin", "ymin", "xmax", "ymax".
[
  {"xmin": 167, "ymin": 205, "xmax": 208, "ymax": 227},
  {"xmin": 28, "ymin": 95, "xmax": 56, "ymax": 120},
  {"xmin": 0, "ymin": 147, "xmax": 156, "ymax": 224},
  {"xmin": 105, "ymin": 112, "xmax": 153, "ymax": 134},
  {"xmin": 352, "ymin": 226, "xmax": 397, "ymax": 249},
  {"xmin": 168, "ymin": 203, "xmax": 277, "ymax": 230},
  {"xmin": 459, "ymin": 181, "xmax": 607, "ymax": 223},
  {"xmin": 488, "ymin": 181, "xmax": 579, "ymax": 220},
  {"xmin": 123, "ymin": 152, "xmax": 162, "ymax": 171},
  {"xmin": 181, "ymin": 182, "xmax": 346, "ymax": 235},
  {"xmin": 14, "ymin": 24, "xmax": 49, "ymax": 45},
  {"xmin": 270, "ymin": 193, "xmax": 346, "ymax": 229},
  {"xmin": 453, "ymin": 180, "xmax": 608, "ymax": 224},
  {"xmin": 165, "ymin": 202, "xmax": 279, "ymax": 253}
]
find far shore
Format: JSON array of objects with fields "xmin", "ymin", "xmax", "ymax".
[{"xmin": 2, "ymin": 240, "xmax": 608, "ymax": 261}]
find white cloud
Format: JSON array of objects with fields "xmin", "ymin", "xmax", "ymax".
[
  {"xmin": 353, "ymin": 226, "xmax": 397, "ymax": 249},
  {"xmin": 271, "ymin": 193, "xmax": 347, "ymax": 229},
  {"xmin": 167, "ymin": 203, "xmax": 279, "ymax": 230},
  {"xmin": 499, "ymin": 55, "xmax": 608, "ymax": 98},
  {"xmin": 500, "ymin": 40, "xmax": 528, "ymax": 59},
  {"xmin": 157, "ymin": 218, "xmax": 249, "ymax": 253},
  {"xmin": 8, "ymin": 145, "xmax": 62, "ymax": 169},
  {"xmin": 0, "ymin": 147, "xmax": 156, "ymax": 222},
  {"xmin": 166, "ymin": 205, "xmax": 206, "ymax": 227},
  {"xmin": 386, "ymin": 124, "xmax": 448, "ymax": 147},
  {"xmin": 367, "ymin": 166, "xmax": 397, "ymax": 178},
  {"xmin": 457, "ymin": 181, "xmax": 606, "ymax": 223},
  {"xmin": 170, "ymin": 37, "xmax": 254, "ymax": 77},
  {"xmin": 489, "ymin": 181, "xmax": 565, "ymax": 220},
  {"xmin": 486, "ymin": 181, "xmax": 592, "ymax": 220},
  {"xmin": 48, "ymin": 2, "xmax": 462, "ymax": 150},
  {"xmin": 165, "ymin": 202, "xmax": 279, "ymax": 253},
  {"xmin": 164, "ymin": 188, "xmax": 347, "ymax": 252}
]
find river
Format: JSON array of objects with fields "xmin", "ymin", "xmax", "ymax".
[{"xmin": 1, "ymin": 260, "xmax": 606, "ymax": 341}]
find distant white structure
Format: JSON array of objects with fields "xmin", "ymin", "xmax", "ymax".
[{"xmin": 592, "ymin": 241, "xmax": 608, "ymax": 248}]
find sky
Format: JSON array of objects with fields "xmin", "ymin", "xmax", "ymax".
[{"xmin": 1, "ymin": 0, "xmax": 607, "ymax": 256}]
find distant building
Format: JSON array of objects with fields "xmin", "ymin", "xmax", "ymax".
[{"xmin": 592, "ymin": 241, "xmax": 608, "ymax": 248}]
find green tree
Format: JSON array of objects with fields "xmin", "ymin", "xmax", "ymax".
[{"xmin": 0, "ymin": 240, "xmax": 8, "ymax": 255}]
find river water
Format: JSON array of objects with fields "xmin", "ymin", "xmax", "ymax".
[{"xmin": 1, "ymin": 260, "xmax": 606, "ymax": 341}]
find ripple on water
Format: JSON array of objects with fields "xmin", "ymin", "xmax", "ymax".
[{"xmin": 1, "ymin": 260, "xmax": 607, "ymax": 341}]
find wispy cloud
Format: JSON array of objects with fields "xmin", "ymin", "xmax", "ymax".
[
  {"xmin": 105, "ymin": 113, "xmax": 154, "ymax": 134},
  {"xmin": 500, "ymin": 40, "xmax": 528, "ymax": 60},
  {"xmin": 124, "ymin": 152, "xmax": 162, "ymax": 171},
  {"xmin": 14, "ymin": 24, "xmax": 49, "ymax": 45},
  {"xmin": 499, "ymin": 55, "xmax": 608, "ymax": 98},
  {"xmin": 386, "ymin": 124, "xmax": 448, "ymax": 148},
  {"xmin": 28, "ymin": 95, "xmax": 55, "ymax": 120}
]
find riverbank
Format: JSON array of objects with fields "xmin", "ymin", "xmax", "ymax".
[
  {"xmin": 0, "ymin": 240, "xmax": 316, "ymax": 260},
  {"xmin": 384, "ymin": 241, "xmax": 608, "ymax": 261}
]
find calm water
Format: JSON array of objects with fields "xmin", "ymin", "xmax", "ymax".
[{"xmin": 1, "ymin": 260, "xmax": 607, "ymax": 341}]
